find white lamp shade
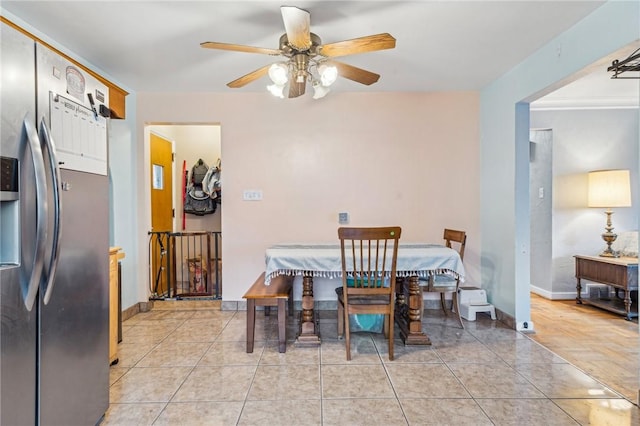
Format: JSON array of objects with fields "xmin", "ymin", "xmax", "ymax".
[
  {"xmin": 268, "ymin": 63, "xmax": 289, "ymax": 85},
  {"xmin": 318, "ymin": 64, "xmax": 338, "ymax": 86},
  {"xmin": 266, "ymin": 83, "xmax": 285, "ymax": 98},
  {"xmin": 588, "ymin": 169, "xmax": 632, "ymax": 208},
  {"xmin": 312, "ymin": 81, "xmax": 330, "ymax": 99}
]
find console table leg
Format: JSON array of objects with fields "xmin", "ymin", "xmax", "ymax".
[
  {"xmin": 576, "ymin": 277, "xmax": 583, "ymax": 304},
  {"xmin": 624, "ymin": 291, "xmax": 632, "ymax": 321}
]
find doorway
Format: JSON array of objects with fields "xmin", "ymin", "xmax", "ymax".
[
  {"xmin": 524, "ymin": 50, "xmax": 639, "ymax": 404},
  {"xmin": 146, "ymin": 123, "xmax": 222, "ymax": 298}
]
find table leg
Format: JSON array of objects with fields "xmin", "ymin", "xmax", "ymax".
[
  {"xmin": 297, "ymin": 275, "xmax": 320, "ymax": 345},
  {"xmin": 395, "ymin": 276, "xmax": 431, "ymax": 345},
  {"xmin": 623, "ymin": 290, "xmax": 632, "ymax": 321},
  {"xmin": 246, "ymin": 299, "xmax": 256, "ymax": 353},
  {"xmin": 576, "ymin": 277, "xmax": 583, "ymax": 304}
]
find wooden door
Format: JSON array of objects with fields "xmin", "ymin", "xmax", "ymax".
[{"xmin": 150, "ymin": 133, "xmax": 173, "ymax": 296}]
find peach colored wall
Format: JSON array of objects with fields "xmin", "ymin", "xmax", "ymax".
[{"xmin": 137, "ymin": 91, "xmax": 480, "ymax": 302}]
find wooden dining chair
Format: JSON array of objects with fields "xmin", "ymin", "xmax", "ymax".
[
  {"xmin": 421, "ymin": 228, "xmax": 466, "ymax": 329},
  {"xmin": 336, "ymin": 226, "xmax": 401, "ymax": 361}
]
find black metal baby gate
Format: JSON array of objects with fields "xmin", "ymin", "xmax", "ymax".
[{"xmin": 148, "ymin": 231, "xmax": 222, "ymax": 299}]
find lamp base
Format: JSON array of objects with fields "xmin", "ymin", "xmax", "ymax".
[
  {"xmin": 599, "ymin": 247, "xmax": 620, "ymax": 258},
  {"xmin": 599, "ymin": 210, "xmax": 619, "ymax": 257}
]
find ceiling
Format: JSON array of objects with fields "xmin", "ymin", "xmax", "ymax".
[{"xmin": 2, "ymin": 0, "xmax": 636, "ymax": 103}]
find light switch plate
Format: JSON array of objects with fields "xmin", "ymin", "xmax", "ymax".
[
  {"xmin": 243, "ymin": 190, "xmax": 263, "ymax": 201},
  {"xmin": 338, "ymin": 212, "xmax": 349, "ymax": 224}
]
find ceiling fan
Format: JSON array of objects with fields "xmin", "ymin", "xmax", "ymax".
[{"xmin": 200, "ymin": 5, "xmax": 396, "ymax": 99}]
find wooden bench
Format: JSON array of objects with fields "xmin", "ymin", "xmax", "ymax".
[{"xmin": 243, "ymin": 272, "xmax": 294, "ymax": 353}]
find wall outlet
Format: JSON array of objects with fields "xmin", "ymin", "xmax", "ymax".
[
  {"xmin": 242, "ymin": 190, "xmax": 263, "ymax": 201},
  {"xmin": 516, "ymin": 321, "xmax": 535, "ymax": 332},
  {"xmin": 338, "ymin": 212, "xmax": 349, "ymax": 224}
]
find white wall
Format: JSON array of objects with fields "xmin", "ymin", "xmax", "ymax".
[
  {"xmin": 109, "ymin": 94, "xmax": 141, "ymax": 309},
  {"xmin": 135, "ymin": 92, "xmax": 481, "ymax": 303},
  {"xmin": 480, "ymin": 0, "xmax": 640, "ymax": 323},
  {"xmin": 529, "ymin": 129, "xmax": 553, "ymax": 297}
]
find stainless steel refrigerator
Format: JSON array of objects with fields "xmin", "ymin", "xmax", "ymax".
[{"xmin": 1, "ymin": 22, "xmax": 110, "ymax": 425}]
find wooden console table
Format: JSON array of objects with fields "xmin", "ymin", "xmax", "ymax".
[{"xmin": 574, "ymin": 255, "xmax": 638, "ymax": 320}]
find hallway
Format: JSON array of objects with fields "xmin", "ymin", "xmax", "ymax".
[{"xmin": 104, "ymin": 299, "xmax": 639, "ymax": 425}]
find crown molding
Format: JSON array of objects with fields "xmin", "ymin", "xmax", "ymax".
[{"xmin": 531, "ymin": 96, "xmax": 639, "ymax": 111}]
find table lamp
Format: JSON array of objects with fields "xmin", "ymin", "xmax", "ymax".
[{"xmin": 587, "ymin": 169, "xmax": 632, "ymax": 257}]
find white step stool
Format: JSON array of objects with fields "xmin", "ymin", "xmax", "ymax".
[{"xmin": 457, "ymin": 287, "xmax": 496, "ymax": 321}]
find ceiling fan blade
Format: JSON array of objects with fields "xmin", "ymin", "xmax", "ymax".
[
  {"xmin": 201, "ymin": 41, "xmax": 281, "ymax": 56},
  {"xmin": 329, "ymin": 61, "xmax": 380, "ymax": 86},
  {"xmin": 319, "ymin": 33, "xmax": 396, "ymax": 58},
  {"xmin": 288, "ymin": 75, "xmax": 306, "ymax": 98},
  {"xmin": 281, "ymin": 6, "xmax": 312, "ymax": 51},
  {"xmin": 227, "ymin": 64, "xmax": 272, "ymax": 88}
]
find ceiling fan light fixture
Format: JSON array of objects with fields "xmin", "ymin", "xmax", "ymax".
[
  {"xmin": 318, "ymin": 64, "xmax": 338, "ymax": 86},
  {"xmin": 312, "ymin": 81, "xmax": 330, "ymax": 99},
  {"xmin": 267, "ymin": 83, "xmax": 285, "ymax": 98},
  {"xmin": 268, "ymin": 63, "xmax": 289, "ymax": 85}
]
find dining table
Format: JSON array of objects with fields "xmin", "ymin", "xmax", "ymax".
[{"xmin": 264, "ymin": 243, "xmax": 466, "ymax": 345}]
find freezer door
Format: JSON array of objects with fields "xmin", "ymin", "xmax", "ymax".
[{"xmin": 0, "ymin": 22, "xmax": 38, "ymax": 426}]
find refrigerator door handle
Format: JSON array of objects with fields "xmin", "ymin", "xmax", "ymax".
[
  {"xmin": 23, "ymin": 114, "xmax": 48, "ymax": 311},
  {"xmin": 39, "ymin": 118, "xmax": 62, "ymax": 305}
]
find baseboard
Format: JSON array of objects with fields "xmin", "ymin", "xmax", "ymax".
[
  {"xmin": 495, "ymin": 307, "xmax": 517, "ymax": 330},
  {"xmin": 122, "ymin": 301, "xmax": 154, "ymax": 321},
  {"xmin": 221, "ymin": 300, "xmax": 239, "ymax": 311},
  {"xmin": 530, "ymin": 284, "xmax": 588, "ymax": 300}
]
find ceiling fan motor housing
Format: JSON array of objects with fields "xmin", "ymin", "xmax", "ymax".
[{"xmin": 279, "ymin": 33, "xmax": 321, "ymax": 58}]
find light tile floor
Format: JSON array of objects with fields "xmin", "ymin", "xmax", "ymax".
[{"xmin": 104, "ymin": 301, "xmax": 639, "ymax": 425}]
